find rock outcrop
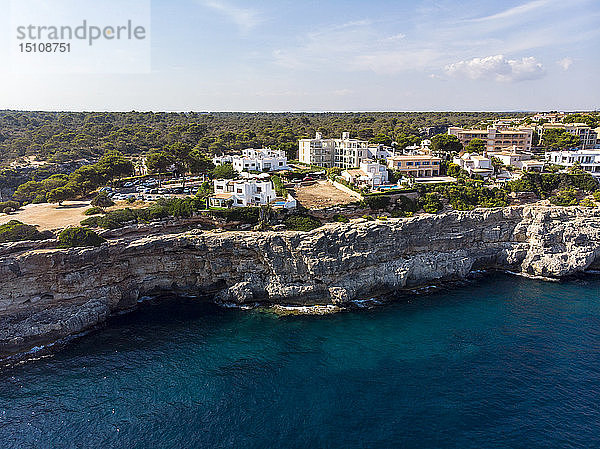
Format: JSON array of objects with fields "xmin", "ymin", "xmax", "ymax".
[{"xmin": 1, "ymin": 205, "xmax": 600, "ymax": 357}]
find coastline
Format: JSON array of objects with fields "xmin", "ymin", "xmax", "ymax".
[{"xmin": 1, "ymin": 204, "xmax": 600, "ymax": 361}]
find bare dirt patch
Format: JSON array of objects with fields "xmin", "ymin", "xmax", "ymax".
[
  {"xmin": 0, "ymin": 201, "xmax": 91, "ymax": 231},
  {"xmin": 294, "ymin": 181, "xmax": 358, "ymax": 209}
]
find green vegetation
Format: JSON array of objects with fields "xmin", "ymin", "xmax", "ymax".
[
  {"xmin": 419, "ymin": 193, "xmax": 444, "ymax": 214},
  {"xmin": 211, "ymin": 163, "xmax": 236, "ymax": 180},
  {"xmin": 507, "ymin": 172, "xmax": 598, "ymax": 198},
  {"xmin": 333, "ymin": 214, "xmax": 349, "ymax": 223},
  {"xmin": 361, "ymin": 195, "xmax": 390, "ymax": 210},
  {"xmin": 91, "ymin": 192, "xmax": 115, "ymax": 208},
  {"xmin": 0, "ymin": 200, "xmax": 20, "ymax": 213},
  {"xmin": 416, "ymin": 182, "xmax": 508, "ymax": 210},
  {"xmin": 593, "ymin": 191, "xmax": 600, "ymax": 202},
  {"xmin": 541, "ymin": 128, "xmax": 581, "ymax": 150},
  {"xmin": 464, "ymin": 138, "xmax": 485, "ymax": 153},
  {"xmin": 271, "ymin": 174, "xmax": 288, "ymax": 197},
  {"xmin": 58, "ymin": 227, "xmax": 106, "ymax": 248},
  {"xmin": 579, "ymin": 198, "xmax": 597, "ymax": 209},
  {"xmin": 284, "ymin": 215, "xmax": 322, "ymax": 231},
  {"xmin": 84, "ymin": 206, "xmax": 104, "ymax": 216},
  {"xmin": 0, "ymin": 111, "xmax": 527, "ymax": 165},
  {"xmin": 430, "ymin": 134, "xmax": 463, "ymax": 157},
  {"xmin": 0, "ymin": 220, "xmax": 47, "ymax": 243},
  {"xmin": 12, "ymin": 151, "xmax": 133, "ymax": 204},
  {"xmin": 563, "ymin": 113, "xmax": 599, "ymax": 128},
  {"xmin": 549, "ymin": 189, "xmax": 578, "ymax": 206}
]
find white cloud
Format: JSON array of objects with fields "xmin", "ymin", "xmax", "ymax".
[
  {"xmin": 445, "ymin": 55, "xmax": 545, "ymax": 82},
  {"xmin": 200, "ymin": 0, "xmax": 261, "ymax": 32},
  {"xmin": 557, "ymin": 57, "xmax": 573, "ymax": 71},
  {"xmin": 469, "ymin": 0, "xmax": 556, "ymax": 23}
]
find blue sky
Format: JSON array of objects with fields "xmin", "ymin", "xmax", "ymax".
[{"xmin": 0, "ymin": 0, "xmax": 598, "ymax": 111}]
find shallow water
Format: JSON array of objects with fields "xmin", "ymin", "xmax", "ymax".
[{"xmin": 1, "ymin": 274, "xmax": 600, "ymax": 448}]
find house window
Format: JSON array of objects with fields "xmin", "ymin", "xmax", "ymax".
[{"xmin": 257, "ymin": 187, "xmax": 262, "ymax": 193}]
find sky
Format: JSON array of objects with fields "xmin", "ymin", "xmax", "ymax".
[{"xmin": 0, "ymin": 0, "xmax": 598, "ymax": 111}]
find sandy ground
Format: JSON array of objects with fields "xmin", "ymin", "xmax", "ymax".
[
  {"xmin": 294, "ymin": 181, "xmax": 358, "ymax": 209},
  {"xmin": 0, "ymin": 201, "xmax": 92, "ymax": 231},
  {"xmin": 0, "ymin": 200, "xmax": 156, "ymax": 231}
]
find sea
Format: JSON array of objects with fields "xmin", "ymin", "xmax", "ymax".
[{"xmin": 1, "ymin": 273, "xmax": 599, "ymax": 449}]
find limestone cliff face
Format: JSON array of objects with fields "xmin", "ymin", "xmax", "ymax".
[{"xmin": 1, "ymin": 205, "xmax": 600, "ymax": 357}]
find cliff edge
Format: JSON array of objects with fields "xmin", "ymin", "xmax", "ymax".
[{"xmin": 1, "ymin": 205, "xmax": 600, "ymax": 358}]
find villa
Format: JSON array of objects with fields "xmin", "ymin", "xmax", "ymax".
[
  {"xmin": 386, "ymin": 155, "xmax": 442, "ymax": 178},
  {"xmin": 453, "ymin": 153, "xmax": 494, "ymax": 178},
  {"xmin": 210, "ymin": 175, "xmax": 276, "ymax": 208},
  {"xmin": 545, "ymin": 149, "xmax": 600, "ymax": 178},
  {"xmin": 213, "ymin": 148, "xmax": 289, "ymax": 173},
  {"xmin": 341, "ymin": 161, "xmax": 389, "ymax": 188}
]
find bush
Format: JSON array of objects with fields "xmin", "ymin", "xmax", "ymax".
[
  {"xmin": 0, "ymin": 201, "xmax": 20, "ymax": 212},
  {"xmin": 362, "ymin": 195, "xmax": 390, "ymax": 210},
  {"xmin": 593, "ymin": 191, "xmax": 600, "ymax": 201},
  {"xmin": 549, "ymin": 189, "xmax": 578, "ymax": 206},
  {"xmin": 207, "ymin": 207, "xmax": 260, "ymax": 224},
  {"xmin": 84, "ymin": 206, "xmax": 104, "ymax": 216},
  {"xmin": 362, "ymin": 215, "xmax": 375, "ymax": 221},
  {"xmin": 419, "ymin": 193, "xmax": 443, "ymax": 214},
  {"xmin": 0, "ymin": 220, "xmax": 47, "ymax": 243},
  {"xmin": 579, "ymin": 198, "xmax": 597, "ymax": 209},
  {"xmin": 91, "ymin": 192, "xmax": 115, "ymax": 208},
  {"xmin": 58, "ymin": 227, "xmax": 106, "ymax": 248},
  {"xmin": 284, "ymin": 215, "xmax": 322, "ymax": 231},
  {"xmin": 333, "ymin": 214, "xmax": 349, "ymax": 223}
]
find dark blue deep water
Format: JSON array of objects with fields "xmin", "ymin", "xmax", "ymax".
[{"xmin": 1, "ymin": 274, "xmax": 600, "ymax": 449}]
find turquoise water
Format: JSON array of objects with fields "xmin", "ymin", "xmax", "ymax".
[{"xmin": 1, "ymin": 274, "xmax": 600, "ymax": 448}]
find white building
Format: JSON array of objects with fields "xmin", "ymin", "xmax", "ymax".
[
  {"xmin": 210, "ymin": 175, "xmax": 276, "ymax": 207},
  {"xmin": 545, "ymin": 150, "xmax": 600, "ymax": 178},
  {"xmin": 299, "ymin": 132, "xmax": 370, "ymax": 169},
  {"xmin": 341, "ymin": 161, "xmax": 389, "ymax": 188},
  {"xmin": 213, "ymin": 148, "xmax": 288, "ymax": 173},
  {"xmin": 487, "ymin": 147, "xmax": 544, "ymax": 172},
  {"xmin": 366, "ymin": 144, "xmax": 396, "ymax": 161},
  {"xmin": 453, "ymin": 153, "xmax": 494, "ymax": 178}
]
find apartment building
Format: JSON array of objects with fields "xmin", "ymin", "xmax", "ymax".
[
  {"xmin": 545, "ymin": 149, "xmax": 600, "ymax": 178},
  {"xmin": 298, "ymin": 132, "xmax": 369, "ymax": 169},
  {"xmin": 387, "ymin": 155, "xmax": 441, "ymax": 178},
  {"xmin": 448, "ymin": 125, "xmax": 534, "ymax": 152},
  {"xmin": 213, "ymin": 148, "xmax": 288, "ymax": 172},
  {"xmin": 539, "ymin": 123, "xmax": 598, "ymax": 150}
]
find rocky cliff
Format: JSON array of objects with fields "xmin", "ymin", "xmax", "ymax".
[{"xmin": 1, "ymin": 205, "xmax": 600, "ymax": 358}]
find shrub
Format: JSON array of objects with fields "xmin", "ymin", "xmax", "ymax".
[
  {"xmin": 0, "ymin": 220, "xmax": 47, "ymax": 243},
  {"xmin": 91, "ymin": 192, "xmax": 115, "ymax": 208},
  {"xmin": 332, "ymin": 214, "xmax": 349, "ymax": 223},
  {"xmin": 579, "ymin": 198, "xmax": 597, "ymax": 208},
  {"xmin": 594, "ymin": 191, "xmax": 600, "ymax": 202},
  {"xmin": 284, "ymin": 215, "xmax": 322, "ymax": 231},
  {"xmin": 58, "ymin": 227, "xmax": 106, "ymax": 248},
  {"xmin": 419, "ymin": 193, "xmax": 443, "ymax": 214},
  {"xmin": 549, "ymin": 189, "xmax": 578, "ymax": 206},
  {"xmin": 0, "ymin": 201, "xmax": 20, "ymax": 212},
  {"xmin": 84, "ymin": 206, "xmax": 104, "ymax": 216},
  {"xmin": 362, "ymin": 195, "xmax": 390, "ymax": 210},
  {"xmin": 362, "ymin": 215, "xmax": 375, "ymax": 221},
  {"xmin": 207, "ymin": 207, "xmax": 260, "ymax": 224}
]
